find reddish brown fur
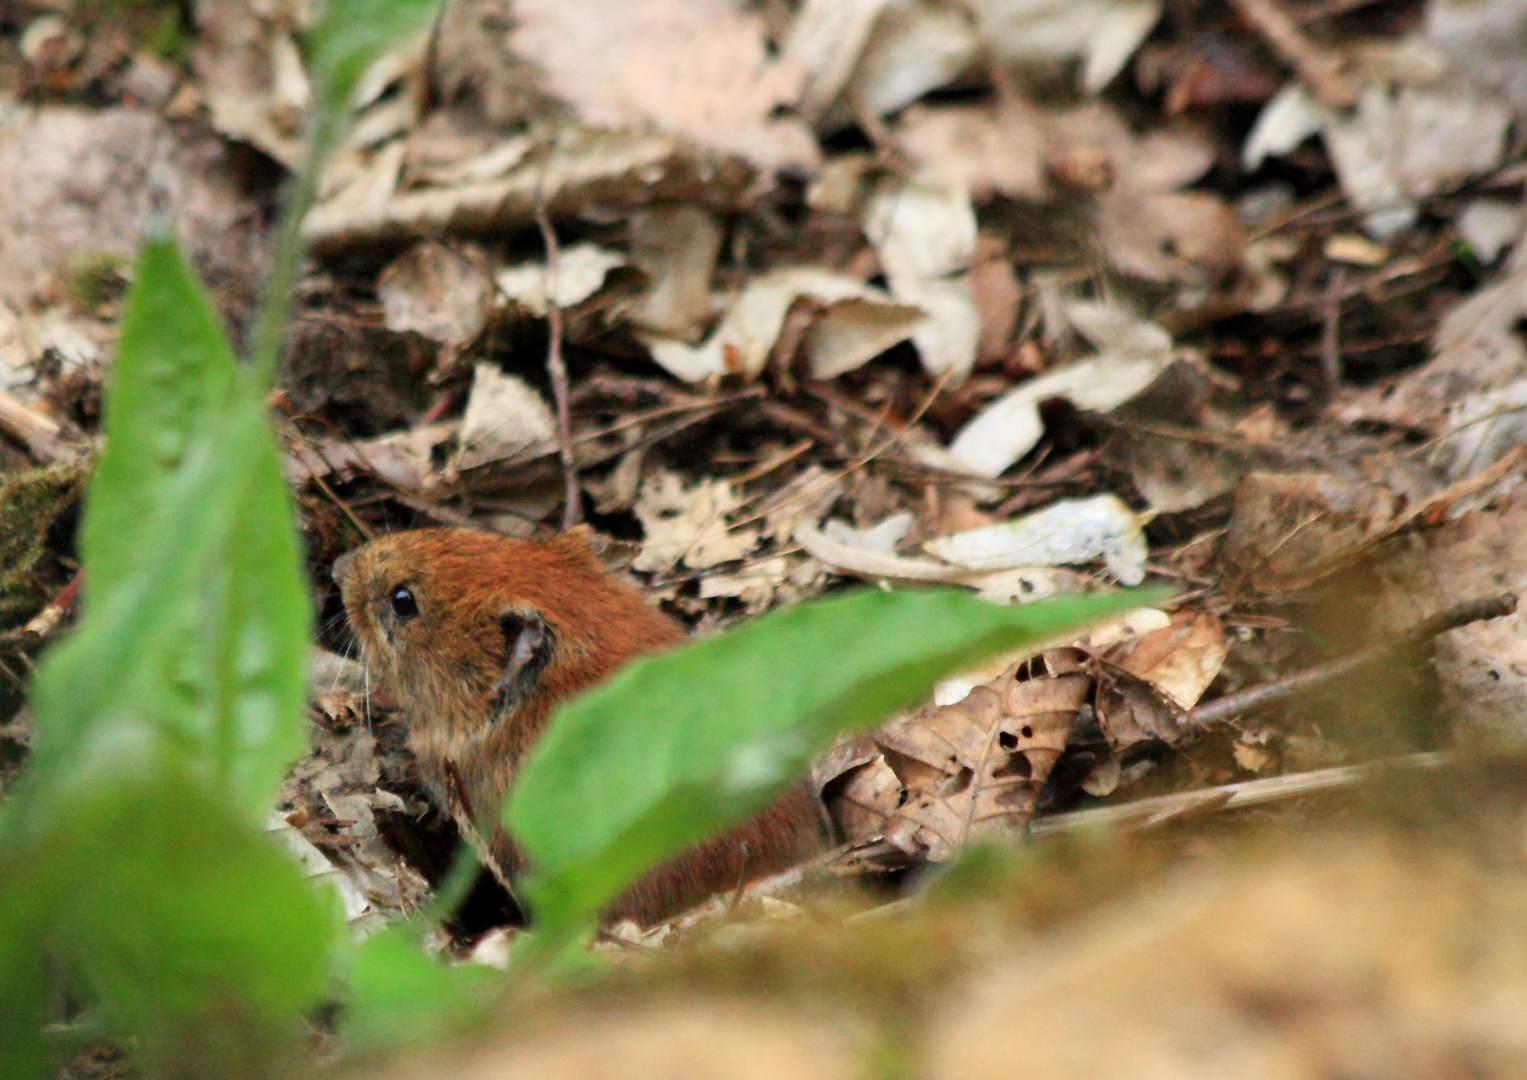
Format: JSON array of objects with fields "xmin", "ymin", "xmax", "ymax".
[{"xmin": 336, "ymin": 526, "xmax": 826, "ymax": 926}]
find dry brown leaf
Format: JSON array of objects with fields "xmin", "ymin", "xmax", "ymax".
[
  {"xmin": 633, "ymin": 471, "xmax": 760, "ymax": 574},
  {"xmin": 1098, "ymin": 607, "xmax": 1228, "ymax": 710},
  {"xmin": 830, "ymin": 652, "xmax": 1091, "ymax": 860},
  {"xmin": 377, "ymin": 240, "xmax": 493, "ymax": 350},
  {"xmin": 509, "ymin": 0, "xmax": 818, "ymax": 175}
]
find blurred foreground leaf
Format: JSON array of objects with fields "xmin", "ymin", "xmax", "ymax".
[
  {"xmin": 510, "ymin": 585, "xmax": 1167, "ymax": 949},
  {"xmin": 0, "ymin": 239, "xmax": 327, "ymax": 1077}
]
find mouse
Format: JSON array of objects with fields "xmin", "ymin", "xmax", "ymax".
[{"xmin": 333, "ymin": 525, "xmax": 827, "ymax": 927}]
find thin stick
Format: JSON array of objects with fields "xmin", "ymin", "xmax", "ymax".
[
  {"xmin": 1187, "ymin": 594, "xmax": 1518, "ymax": 727},
  {"xmin": 1028, "ymin": 752, "xmax": 1448, "ymax": 837},
  {"xmin": 0, "ymin": 572, "xmax": 82, "ymax": 650},
  {"xmin": 1229, "ymin": 0, "xmax": 1357, "ymax": 110},
  {"xmin": 1320, "ymin": 265, "xmax": 1344, "ymax": 393},
  {"xmin": 535, "ymin": 206, "xmax": 581, "ymax": 530}
]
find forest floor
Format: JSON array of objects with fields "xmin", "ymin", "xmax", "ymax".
[{"xmin": 5, "ymin": 0, "xmax": 1527, "ymax": 1075}]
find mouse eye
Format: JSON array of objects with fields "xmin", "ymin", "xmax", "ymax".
[{"xmin": 388, "ymin": 585, "xmax": 419, "ymax": 620}]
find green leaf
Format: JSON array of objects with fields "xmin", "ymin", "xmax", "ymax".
[
  {"xmin": 50, "ymin": 772, "xmax": 331, "ymax": 1078},
  {"xmin": 509, "ymin": 585, "xmax": 1168, "ymax": 941},
  {"xmin": 25, "ymin": 240, "xmax": 312, "ymax": 825},
  {"xmin": 81, "ymin": 234, "xmax": 238, "ymax": 602},
  {"xmin": 307, "ymin": 0, "xmax": 441, "ymax": 109},
  {"xmin": 342, "ymin": 923, "xmax": 495, "ymax": 1053}
]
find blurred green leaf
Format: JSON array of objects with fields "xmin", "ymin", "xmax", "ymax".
[
  {"xmin": 54, "ymin": 773, "xmax": 332, "ymax": 1077},
  {"xmin": 81, "ymin": 235, "xmax": 238, "ymax": 601},
  {"xmin": 343, "ymin": 922, "xmax": 494, "ymax": 1052},
  {"xmin": 25, "ymin": 238, "xmax": 311, "ymax": 826},
  {"xmin": 509, "ymin": 585, "xmax": 1167, "ymax": 944},
  {"xmin": 307, "ymin": 0, "xmax": 441, "ymax": 109},
  {"xmin": 3, "ymin": 237, "xmax": 322, "ymax": 1077}
]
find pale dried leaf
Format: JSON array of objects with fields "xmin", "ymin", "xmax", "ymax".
[
  {"xmin": 863, "ymin": 180, "xmax": 980, "ymax": 380},
  {"xmin": 1458, "ymin": 198, "xmax": 1524, "ymax": 266},
  {"xmin": 947, "ymin": 306, "xmax": 1173, "ymax": 477},
  {"xmin": 453, "ymin": 364, "xmax": 559, "ymax": 472},
  {"xmin": 644, "ymin": 268, "xmax": 917, "ymax": 382},
  {"xmin": 784, "ymin": 0, "xmax": 896, "ymax": 120},
  {"xmin": 509, "ymin": 0, "xmax": 819, "ymax": 174},
  {"xmin": 1099, "ymin": 607, "xmax": 1228, "ymax": 710},
  {"xmin": 847, "ymin": 2, "xmax": 980, "ymax": 117},
  {"xmin": 496, "ymin": 244, "xmax": 626, "ymax": 316},
  {"xmin": 968, "ymin": 0, "xmax": 1163, "ymax": 93},
  {"xmin": 634, "ymin": 471, "xmax": 759, "ymax": 573},
  {"xmin": 377, "ymin": 241, "xmax": 493, "ymax": 346},
  {"xmin": 924, "ymin": 494, "xmax": 1150, "ymax": 585}
]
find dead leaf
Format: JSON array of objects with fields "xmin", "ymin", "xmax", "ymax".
[
  {"xmin": 1098, "ymin": 607, "xmax": 1228, "ymax": 710},
  {"xmin": 967, "ymin": 0, "xmax": 1164, "ymax": 93},
  {"xmin": 643, "ymin": 268, "xmax": 923, "ymax": 383},
  {"xmin": 924, "ymin": 494, "xmax": 1151, "ymax": 585},
  {"xmin": 508, "ymin": 0, "xmax": 819, "ymax": 174},
  {"xmin": 377, "ymin": 241, "xmax": 493, "ymax": 350},
  {"xmin": 628, "ymin": 206, "xmax": 724, "ymax": 339},
  {"xmin": 452, "ymin": 363, "xmax": 559, "ymax": 472},
  {"xmin": 633, "ymin": 471, "xmax": 760, "ymax": 573},
  {"xmin": 946, "ymin": 302, "xmax": 1174, "ymax": 477},
  {"xmin": 496, "ymin": 244, "xmax": 626, "ymax": 317}
]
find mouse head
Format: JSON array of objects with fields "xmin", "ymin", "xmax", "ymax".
[{"xmin": 334, "ymin": 526, "xmax": 683, "ymax": 742}]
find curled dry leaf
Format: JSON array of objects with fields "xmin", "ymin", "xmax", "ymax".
[
  {"xmin": 863, "ymin": 180, "xmax": 981, "ymax": 381},
  {"xmin": 452, "ymin": 363, "xmax": 559, "ymax": 472},
  {"xmin": 923, "ymin": 493, "xmax": 1151, "ymax": 586},
  {"xmin": 286, "ymin": 421, "xmax": 458, "ymax": 494},
  {"xmin": 1245, "ymin": 81, "xmax": 1509, "ymax": 241},
  {"xmin": 946, "ymin": 302, "xmax": 1174, "ymax": 477},
  {"xmin": 967, "ymin": 0, "xmax": 1163, "ymax": 93},
  {"xmin": 495, "ymin": 244, "xmax": 626, "ymax": 317},
  {"xmin": 643, "ymin": 268, "xmax": 924, "ymax": 383},
  {"xmin": 305, "ymin": 126, "xmax": 753, "ymax": 253}
]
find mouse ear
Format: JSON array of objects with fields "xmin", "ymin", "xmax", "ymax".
[{"xmin": 493, "ymin": 607, "xmax": 551, "ymax": 712}]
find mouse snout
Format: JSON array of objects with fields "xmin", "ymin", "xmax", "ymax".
[{"xmin": 331, "ymin": 550, "xmax": 357, "ymax": 588}]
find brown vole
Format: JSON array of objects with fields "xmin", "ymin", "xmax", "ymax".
[{"xmin": 334, "ymin": 525, "xmax": 826, "ymax": 927}]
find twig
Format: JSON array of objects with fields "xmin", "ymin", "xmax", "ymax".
[
  {"xmin": 0, "ymin": 572, "xmax": 82, "ymax": 650},
  {"xmin": 1229, "ymin": 0, "xmax": 1358, "ymax": 110},
  {"xmin": 535, "ymin": 206, "xmax": 581, "ymax": 531},
  {"xmin": 1320, "ymin": 265, "xmax": 1344, "ymax": 393},
  {"xmin": 1187, "ymin": 594, "xmax": 1518, "ymax": 727},
  {"xmin": 0, "ymin": 389, "xmax": 70, "ymax": 462},
  {"xmin": 1028, "ymin": 751, "xmax": 1448, "ymax": 836}
]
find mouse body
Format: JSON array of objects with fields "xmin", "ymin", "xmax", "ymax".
[{"xmin": 334, "ymin": 525, "xmax": 826, "ymax": 926}]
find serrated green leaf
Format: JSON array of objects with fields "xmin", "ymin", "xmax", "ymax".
[
  {"xmin": 307, "ymin": 0, "xmax": 441, "ymax": 109},
  {"xmin": 509, "ymin": 585, "xmax": 1168, "ymax": 940}
]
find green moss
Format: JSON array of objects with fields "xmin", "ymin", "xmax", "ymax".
[{"xmin": 0, "ymin": 462, "xmax": 86, "ymax": 623}]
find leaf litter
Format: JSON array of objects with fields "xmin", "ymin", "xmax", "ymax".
[{"xmin": 9, "ymin": 0, "xmax": 1527, "ymax": 1071}]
